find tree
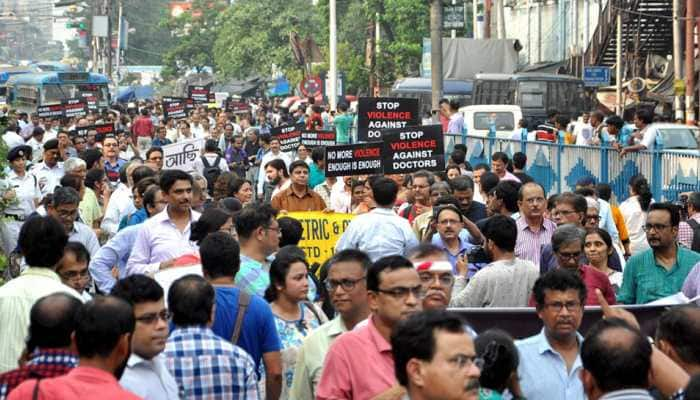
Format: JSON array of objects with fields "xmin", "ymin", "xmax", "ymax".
[
  {"xmin": 213, "ymin": 0, "xmax": 322, "ymax": 82},
  {"xmin": 161, "ymin": 0, "xmax": 229, "ymax": 79},
  {"xmin": 121, "ymin": 0, "xmax": 174, "ymax": 66}
]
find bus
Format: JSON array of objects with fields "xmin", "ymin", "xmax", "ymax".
[
  {"xmin": 391, "ymin": 77, "xmax": 473, "ymax": 119},
  {"xmin": 472, "ymin": 73, "xmax": 585, "ymax": 128},
  {"xmin": 6, "ymin": 71, "xmax": 110, "ymax": 114},
  {"xmin": 0, "ymin": 67, "xmax": 32, "ymax": 104}
]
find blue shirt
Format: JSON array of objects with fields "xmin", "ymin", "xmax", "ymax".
[
  {"xmin": 431, "ymin": 234, "xmax": 478, "ymax": 275},
  {"xmin": 88, "ymin": 224, "xmax": 140, "ymax": 293},
  {"xmin": 104, "ymin": 158, "xmax": 127, "ymax": 184},
  {"xmin": 119, "ymin": 208, "xmax": 148, "ymax": 231},
  {"xmin": 152, "ymin": 137, "xmax": 172, "ymax": 147},
  {"xmin": 516, "ymin": 329, "xmax": 585, "ymax": 400},
  {"xmin": 210, "ymin": 286, "xmax": 282, "ymax": 375}
]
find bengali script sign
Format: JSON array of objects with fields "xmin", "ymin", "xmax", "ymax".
[
  {"xmin": 324, "ymin": 142, "xmax": 383, "ymax": 177},
  {"xmin": 357, "ymin": 97, "xmax": 419, "ymax": 142},
  {"xmin": 301, "ymin": 130, "xmax": 336, "ymax": 148},
  {"xmin": 162, "ymin": 138, "xmax": 204, "ymax": 172},
  {"xmin": 283, "ymin": 211, "xmax": 355, "ymax": 265},
  {"xmin": 382, "ymin": 124, "xmax": 445, "ymax": 174},
  {"xmin": 271, "ymin": 124, "xmax": 303, "ymax": 153}
]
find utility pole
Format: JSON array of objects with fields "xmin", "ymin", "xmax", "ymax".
[
  {"xmin": 104, "ymin": 0, "xmax": 112, "ymax": 78},
  {"xmin": 615, "ymin": 8, "xmax": 622, "ymax": 116},
  {"xmin": 451, "ymin": 0, "xmax": 457, "ymax": 39},
  {"xmin": 672, "ymin": 0, "xmax": 683, "ymax": 121},
  {"xmin": 329, "ymin": 0, "xmax": 338, "ymax": 110},
  {"xmin": 484, "ymin": 0, "xmax": 491, "ymax": 38},
  {"xmin": 495, "ymin": 0, "xmax": 505, "ymax": 39},
  {"xmin": 115, "ymin": 0, "xmax": 123, "ymax": 86},
  {"xmin": 685, "ymin": 0, "xmax": 696, "ymax": 123},
  {"xmin": 430, "ymin": 0, "xmax": 443, "ymax": 123}
]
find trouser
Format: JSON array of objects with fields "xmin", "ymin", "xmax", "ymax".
[{"xmin": 0, "ymin": 219, "xmax": 22, "ymax": 255}]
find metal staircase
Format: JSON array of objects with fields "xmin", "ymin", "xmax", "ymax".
[{"xmin": 584, "ymin": 0, "xmax": 674, "ymax": 78}]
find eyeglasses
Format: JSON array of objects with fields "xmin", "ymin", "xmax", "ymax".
[
  {"xmin": 447, "ymin": 354, "xmax": 484, "ymax": 370},
  {"xmin": 59, "ymin": 269, "xmax": 90, "ymax": 281},
  {"xmin": 419, "ymin": 272, "xmax": 455, "ymax": 287},
  {"xmin": 376, "ymin": 285, "xmax": 426, "ymax": 300},
  {"xmin": 135, "ymin": 310, "xmax": 172, "ymax": 324},
  {"xmin": 586, "ymin": 215, "xmax": 601, "ymax": 221},
  {"xmin": 643, "ymin": 223, "xmax": 672, "ymax": 232},
  {"xmin": 544, "ymin": 301, "xmax": 582, "ymax": 312},
  {"xmin": 264, "ymin": 225, "xmax": 281, "ymax": 234},
  {"xmin": 524, "ymin": 196, "xmax": 546, "ymax": 205},
  {"xmin": 103, "ymin": 143, "xmax": 118, "ymax": 147},
  {"xmin": 557, "ymin": 251, "xmax": 582, "ymax": 260},
  {"xmin": 325, "ymin": 276, "xmax": 366, "ymax": 292},
  {"xmin": 437, "ymin": 218, "xmax": 462, "ymax": 226}
]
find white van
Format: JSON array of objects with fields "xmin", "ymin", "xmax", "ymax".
[{"xmin": 459, "ymin": 105, "xmax": 523, "ymax": 139}]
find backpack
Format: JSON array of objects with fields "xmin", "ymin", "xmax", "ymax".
[
  {"xmin": 687, "ymin": 219, "xmax": 700, "ymax": 252},
  {"xmin": 201, "ymin": 155, "xmax": 222, "ymax": 195}
]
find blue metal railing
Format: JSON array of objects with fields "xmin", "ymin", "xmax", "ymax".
[{"xmin": 446, "ymin": 133, "xmax": 700, "ymax": 202}]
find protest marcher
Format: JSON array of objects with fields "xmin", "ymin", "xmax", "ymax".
[
  {"xmin": 271, "ymin": 160, "xmax": 326, "ymax": 212},
  {"xmin": 29, "ymin": 139, "xmax": 64, "ymax": 198},
  {"xmin": 225, "ymin": 134, "xmax": 249, "ymax": 178},
  {"xmin": 584, "ymin": 228, "xmax": 624, "ymax": 292},
  {"xmin": 407, "ymin": 244, "xmax": 455, "ymax": 310},
  {"xmin": 26, "ymin": 127, "xmax": 45, "ymax": 165},
  {"xmin": 412, "ymin": 183, "xmax": 451, "ymax": 241},
  {"xmin": 515, "ymin": 182, "xmax": 556, "ymax": 266},
  {"xmin": 234, "ymin": 203, "xmax": 280, "ymax": 296},
  {"xmin": 8, "ymin": 296, "xmax": 139, "ymax": 400},
  {"xmin": 330, "ymin": 176, "xmax": 352, "ymax": 213},
  {"xmin": 257, "ymin": 137, "xmax": 292, "ymax": 197},
  {"xmin": 400, "ymin": 171, "xmax": 434, "ymax": 224},
  {"xmin": 450, "ymin": 176, "xmax": 487, "ymax": 222},
  {"xmin": 145, "ymin": 147, "xmax": 164, "ymax": 171},
  {"xmin": 479, "ymin": 172, "xmax": 500, "ymax": 205},
  {"xmin": 56, "ymin": 242, "xmax": 92, "ymax": 302},
  {"xmin": 229, "ymin": 177, "xmax": 254, "ymax": 206},
  {"xmin": 316, "ymin": 255, "xmax": 422, "ymax": 399},
  {"xmin": 101, "ymin": 161, "xmax": 139, "ymax": 237},
  {"xmin": 102, "ymin": 135, "xmax": 127, "ymax": 186},
  {"xmin": 189, "ymin": 207, "xmax": 234, "ymax": 245},
  {"xmin": 264, "ymin": 158, "xmax": 290, "ymax": 203},
  {"xmin": 314, "ymin": 175, "xmax": 336, "ymax": 209},
  {"xmin": 199, "ymin": 232, "xmax": 281, "ymax": 399},
  {"xmin": 516, "ymin": 269, "xmax": 587, "ymax": 400},
  {"xmin": 431, "ymin": 203, "xmax": 474, "ymax": 272},
  {"xmin": 151, "ymin": 125, "xmax": 172, "ymax": 148},
  {"xmin": 0, "ymin": 293, "xmax": 81, "ymax": 398},
  {"xmin": 289, "ymin": 249, "xmax": 371, "ymax": 399},
  {"xmin": 391, "ymin": 310, "xmax": 481, "ymax": 400},
  {"xmin": 575, "ymin": 178, "xmax": 620, "ymax": 244},
  {"xmin": 451, "ymin": 215, "xmax": 538, "ymax": 308},
  {"xmin": 620, "ymin": 175, "xmax": 654, "ymax": 255},
  {"xmin": 119, "ymin": 175, "xmax": 157, "ymax": 230},
  {"xmin": 336, "ymin": 177, "xmax": 419, "ymax": 262},
  {"xmin": 655, "ymin": 305, "xmax": 700, "ymax": 375},
  {"xmin": 47, "ymin": 187, "xmax": 100, "ymax": 257},
  {"xmin": 333, "ymin": 102, "xmax": 353, "ymax": 144},
  {"xmin": 618, "ymin": 202, "xmax": 700, "ymax": 304},
  {"xmin": 474, "ymin": 329, "xmax": 524, "ymax": 400},
  {"xmin": 194, "ymin": 139, "xmax": 229, "ymax": 193},
  {"xmin": 678, "ymin": 192, "xmax": 700, "ymax": 251},
  {"xmin": 2, "ymin": 123, "xmax": 24, "ymax": 150},
  {"xmin": 540, "ymin": 192, "xmax": 587, "ymax": 273},
  {"xmin": 485, "ymin": 180, "xmax": 521, "ymax": 219},
  {"xmin": 308, "ymin": 147, "xmax": 325, "ymax": 189},
  {"xmin": 132, "ymin": 108, "xmax": 155, "ymax": 153},
  {"xmin": 126, "ymin": 170, "xmax": 201, "ymax": 275},
  {"xmin": 0, "ymin": 145, "xmax": 41, "ymax": 255},
  {"xmin": 110, "ymin": 275, "xmax": 179, "ymax": 399},
  {"xmin": 265, "ymin": 247, "xmax": 327, "ymax": 398},
  {"xmin": 491, "ymin": 152, "xmax": 520, "ymax": 183}
]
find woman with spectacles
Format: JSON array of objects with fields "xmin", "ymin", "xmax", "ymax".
[
  {"xmin": 265, "ymin": 246, "xmax": 327, "ymax": 399},
  {"xmin": 474, "ymin": 329, "xmax": 524, "ymax": 400},
  {"xmin": 584, "ymin": 228, "xmax": 623, "ymax": 291}
]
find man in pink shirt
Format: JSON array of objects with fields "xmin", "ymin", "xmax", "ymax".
[
  {"xmin": 316, "ymin": 255, "xmax": 423, "ymax": 400},
  {"xmin": 491, "ymin": 152, "xmax": 521, "ymax": 183},
  {"xmin": 9, "ymin": 296, "xmax": 141, "ymax": 400}
]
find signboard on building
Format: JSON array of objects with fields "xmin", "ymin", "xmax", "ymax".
[
  {"xmin": 443, "ymin": 4, "xmax": 465, "ymax": 29},
  {"xmin": 583, "ymin": 66, "xmax": 611, "ymax": 87}
]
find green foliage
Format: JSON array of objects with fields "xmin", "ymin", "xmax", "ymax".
[
  {"xmin": 213, "ymin": 0, "xmax": 322, "ymax": 82},
  {"xmin": 121, "ymin": 0, "xmax": 175, "ymax": 66}
]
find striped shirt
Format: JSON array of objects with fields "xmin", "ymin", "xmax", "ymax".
[{"xmin": 514, "ymin": 217, "xmax": 557, "ymax": 266}]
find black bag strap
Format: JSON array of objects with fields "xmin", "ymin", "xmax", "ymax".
[
  {"xmin": 301, "ymin": 300, "xmax": 325, "ymax": 325},
  {"xmin": 201, "ymin": 155, "xmax": 211, "ymax": 169},
  {"xmin": 32, "ymin": 379, "xmax": 41, "ymax": 400},
  {"xmin": 231, "ymin": 290, "xmax": 250, "ymax": 344}
]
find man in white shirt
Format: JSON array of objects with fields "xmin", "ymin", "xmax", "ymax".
[
  {"xmin": 620, "ymin": 109, "xmax": 659, "ymax": 156},
  {"xmin": 446, "ymin": 100, "xmax": 464, "ymax": 135},
  {"xmin": 263, "ymin": 158, "xmax": 290, "ymax": 202},
  {"xmin": 330, "ymin": 176, "xmax": 352, "ymax": 213},
  {"xmin": 26, "ymin": 127, "xmax": 45, "ymax": 164},
  {"xmin": 573, "ymin": 112, "xmax": 593, "ymax": 146},
  {"xmin": 101, "ymin": 161, "xmax": 138, "ymax": 238},
  {"xmin": 113, "ymin": 275, "xmax": 180, "ymax": 399},
  {"xmin": 194, "ymin": 139, "xmax": 229, "ymax": 178},
  {"xmin": 336, "ymin": 177, "xmax": 419, "ymax": 261},
  {"xmin": 190, "ymin": 113, "xmax": 205, "ymax": 139},
  {"xmin": 2, "ymin": 123, "xmax": 25, "ymax": 150},
  {"xmin": 29, "ymin": 139, "xmax": 64, "ymax": 198},
  {"xmin": 257, "ymin": 137, "xmax": 292, "ymax": 196},
  {"xmin": 48, "ymin": 186, "xmax": 100, "ymax": 257}
]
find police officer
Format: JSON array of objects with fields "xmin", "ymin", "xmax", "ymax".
[
  {"xmin": 29, "ymin": 139, "xmax": 64, "ymax": 198},
  {"xmin": 0, "ymin": 145, "xmax": 41, "ymax": 254}
]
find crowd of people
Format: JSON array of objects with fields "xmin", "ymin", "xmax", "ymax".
[{"xmin": 0, "ymin": 98, "xmax": 698, "ymax": 400}]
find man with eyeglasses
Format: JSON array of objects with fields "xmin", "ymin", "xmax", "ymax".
[
  {"xmin": 111, "ymin": 275, "xmax": 179, "ymax": 399},
  {"xmin": 452, "ymin": 215, "xmax": 538, "ymax": 308},
  {"xmin": 57, "ymin": 242, "xmax": 93, "ymax": 302},
  {"xmin": 515, "ymin": 182, "xmax": 557, "ymax": 266},
  {"xmin": 290, "ymin": 249, "xmax": 371, "ymax": 399},
  {"xmin": 516, "ymin": 269, "xmax": 588, "ymax": 400},
  {"xmin": 618, "ymin": 202, "xmax": 700, "ymax": 304},
  {"xmin": 407, "ymin": 244, "xmax": 455, "ymax": 310},
  {"xmin": 46, "ymin": 186, "xmax": 100, "ymax": 257},
  {"xmin": 234, "ymin": 203, "xmax": 281, "ymax": 297},
  {"xmin": 392, "ymin": 310, "xmax": 482, "ymax": 400},
  {"xmin": 317, "ymin": 255, "xmax": 423, "ymax": 400}
]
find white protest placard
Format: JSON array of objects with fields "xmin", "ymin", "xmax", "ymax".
[
  {"xmin": 162, "ymin": 138, "xmax": 204, "ymax": 173},
  {"xmin": 154, "ymin": 265, "xmax": 203, "ymax": 304}
]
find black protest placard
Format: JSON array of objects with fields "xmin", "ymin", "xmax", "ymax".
[
  {"xmin": 71, "ymin": 122, "xmax": 116, "ymax": 142},
  {"xmin": 301, "ymin": 130, "xmax": 336, "ymax": 148},
  {"xmin": 325, "ymin": 142, "xmax": 383, "ymax": 177},
  {"xmin": 271, "ymin": 124, "xmax": 303, "ymax": 153},
  {"xmin": 187, "ymin": 84, "xmax": 212, "ymax": 104},
  {"xmin": 225, "ymin": 99, "xmax": 250, "ymax": 113},
  {"xmin": 382, "ymin": 124, "xmax": 444, "ymax": 174},
  {"xmin": 37, "ymin": 104, "xmax": 64, "ymax": 119},
  {"xmin": 164, "ymin": 100, "xmax": 187, "ymax": 120},
  {"xmin": 357, "ymin": 97, "xmax": 419, "ymax": 142},
  {"xmin": 62, "ymin": 99, "xmax": 89, "ymax": 119},
  {"xmin": 79, "ymin": 92, "xmax": 98, "ymax": 111}
]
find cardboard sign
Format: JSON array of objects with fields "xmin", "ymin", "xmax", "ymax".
[
  {"xmin": 163, "ymin": 100, "xmax": 187, "ymax": 120},
  {"xmin": 271, "ymin": 124, "xmax": 303, "ymax": 153},
  {"xmin": 301, "ymin": 130, "xmax": 336, "ymax": 148},
  {"xmin": 357, "ymin": 97, "xmax": 419, "ymax": 141},
  {"xmin": 382, "ymin": 124, "xmax": 445, "ymax": 174},
  {"xmin": 162, "ymin": 138, "xmax": 204, "ymax": 173},
  {"xmin": 325, "ymin": 142, "xmax": 383, "ymax": 177},
  {"xmin": 62, "ymin": 99, "xmax": 89, "ymax": 118},
  {"xmin": 283, "ymin": 212, "xmax": 355, "ymax": 265},
  {"xmin": 188, "ymin": 84, "xmax": 212, "ymax": 104},
  {"xmin": 37, "ymin": 104, "xmax": 64, "ymax": 119}
]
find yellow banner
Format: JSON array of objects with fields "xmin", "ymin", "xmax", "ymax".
[{"xmin": 281, "ymin": 211, "xmax": 355, "ymax": 265}]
